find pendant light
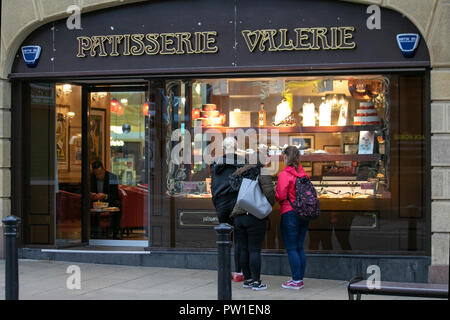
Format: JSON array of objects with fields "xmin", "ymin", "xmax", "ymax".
[{"xmin": 110, "ymin": 98, "xmax": 120, "ymax": 114}]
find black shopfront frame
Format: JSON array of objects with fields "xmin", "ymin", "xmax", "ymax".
[
  {"xmin": 8, "ymin": 0, "xmax": 432, "ymax": 256},
  {"xmin": 10, "ymin": 67, "xmax": 432, "ymax": 257}
]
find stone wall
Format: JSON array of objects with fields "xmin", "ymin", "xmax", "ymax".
[{"xmin": 0, "ymin": 0, "xmax": 448, "ymax": 282}]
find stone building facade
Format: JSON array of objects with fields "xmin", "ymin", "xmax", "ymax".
[{"xmin": 0, "ymin": 0, "xmax": 448, "ymax": 283}]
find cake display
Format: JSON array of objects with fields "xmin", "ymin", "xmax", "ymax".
[
  {"xmin": 353, "ymin": 102, "xmax": 381, "ymax": 125},
  {"xmin": 196, "ymin": 104, "xmax": 226, "ymax": 127}
]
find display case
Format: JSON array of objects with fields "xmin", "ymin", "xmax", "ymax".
[{"xmin": 166, "ymin": 76, "xmax": 390, "ymax": 201}]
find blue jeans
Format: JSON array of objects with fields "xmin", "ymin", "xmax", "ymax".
[{"xmin": 280, "ymin": 211, "xmax": 310, "ymax": 281}]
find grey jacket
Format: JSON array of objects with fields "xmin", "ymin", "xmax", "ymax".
[{"xmin": 229, "ymin": 164, "xmax": 275, "ymax": 219}]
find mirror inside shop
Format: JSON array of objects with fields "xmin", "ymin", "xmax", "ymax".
[{"xmin": 167, "ymin": 76, "xmax": 391, "ymax": 201}]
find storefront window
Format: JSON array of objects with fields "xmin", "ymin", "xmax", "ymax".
[
  {"xmin": 23, "ymin": 75, "xmax": 427, "ymax": 253},
  {"xmin": 164, "ymin": 75, "xmax": 427, "ymax": 253}
]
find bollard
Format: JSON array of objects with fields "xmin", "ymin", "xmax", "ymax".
[
  {"xmin": 215, "ymin": 223, "xmax": 233, "ymax": 300},
  {"xmin": 2, "ymin": 215, "xmax": 20, "ymax": 300}
]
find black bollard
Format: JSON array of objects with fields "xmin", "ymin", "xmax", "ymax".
[
  {"xmin": 215, "ymin": 223, "xmax": 233, "ymax": 300},
  {"xmin": 2, "ymin": 215, "xmax": 20, "ymax": 300}
]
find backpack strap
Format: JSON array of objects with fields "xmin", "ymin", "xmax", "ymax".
[
  {"xmin": 286, "ymin": 176, "xmax": 307, "ymax": 209},
  {"xmin": 286, "ymin": 194, "xmax": 295, "ymax": 209}
]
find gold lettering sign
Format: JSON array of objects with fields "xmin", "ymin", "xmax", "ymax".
[
  {"xmin": 77, "ymin": 31, "xmax": 219, "ymax": 58},
  {"xmin": 76, "ymin": 26, "xmax": 356, "ymax": 58},
  {"xmin": 241, "ymin": 26, "xmax": 356, "ymax": 52}
]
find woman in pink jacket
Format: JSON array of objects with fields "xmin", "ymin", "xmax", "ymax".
[{"xmin": 276, "ymin": 146, "xmax": 309, "ymax": 290}]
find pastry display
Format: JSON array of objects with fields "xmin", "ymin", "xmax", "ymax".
[
  {"xmin": 273, "ymin": 99, "xmax": 296, "ymax": 127},
  {"xmin": 354, "ymin": 102, "xmax": 381, "ymax": 125},
  {"xmin": 197, "ymin": 104, "xmax": 226, "ymax": 127}
]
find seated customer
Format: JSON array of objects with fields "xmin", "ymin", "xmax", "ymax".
[{"xmin": 90, "ymin": 161, "xmax": 121, "ymax": 239}]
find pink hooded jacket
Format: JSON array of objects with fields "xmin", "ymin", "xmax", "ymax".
[{"xmin": 276, "ymin": 164, "xmax": 308, "ymax": 215}]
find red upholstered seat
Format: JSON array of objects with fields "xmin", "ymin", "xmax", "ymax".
[
  {"xmin": 56, "ymin": 190, "xmax": 82, "ymax": 226},
  {"xmin": 119, "ymin": 185, "xmax": 148, "ymax": 229}
]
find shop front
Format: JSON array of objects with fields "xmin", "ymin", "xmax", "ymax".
[{"xmin": 9, "ymin": 0, "xmax": 432, "ymax": 281}]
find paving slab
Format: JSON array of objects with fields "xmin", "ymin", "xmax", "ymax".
[{"xmin": 0, "ymin": 259, "xmax": 442, "ymax": 300}]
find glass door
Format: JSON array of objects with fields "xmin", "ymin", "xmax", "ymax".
[{"xmin": 87, "ymin": 86, "xmax": 149, "ymax": 246}]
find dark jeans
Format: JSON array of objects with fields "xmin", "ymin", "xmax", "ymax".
[
  {"xmin": 214, "ymin": 193, "xmax": 240, "ymax": 272},
  {"xmin": 280, "ymin": 211, "xmax": 310, "ymax": 281},
  {"xmin": 234, "ymin": 214, "xmax": 268, "ymax": 282}
]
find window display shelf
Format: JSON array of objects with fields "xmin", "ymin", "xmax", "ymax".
[
  {"xmin": 197, "ymin": 125, "xmax": 382, "ymax": 134},
  {"xmin": 294, "ymin": 153, "xmax": 382, "ymax": 162}
]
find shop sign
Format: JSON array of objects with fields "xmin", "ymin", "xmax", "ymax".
[
  {"xmin": 241, "ymin": 27, "xmax": 356, "ymax": 52},
  {"xmin": 76, "ymin": 26, "xmax": 356, "ymax": 58},
  {"xmin": 13, "ymin": 0, "xmax": 430, "ymax": 76},
  {"xmin": 77, "ymin": 31, "xmax": 219, "ymax": 58}
]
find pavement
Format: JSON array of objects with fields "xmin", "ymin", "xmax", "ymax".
[{"xmin": 0, "ymin": 259, "xmax": 441, "ymax": 300}]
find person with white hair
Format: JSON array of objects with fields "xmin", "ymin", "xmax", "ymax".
[
  {"xmin": 211, "ymin": 136, "xmax": 246, "ymax": 222},
  {"xmin": 222, "ymin": 136, "xmax": 237, "ymax": 152},
  {"xmin": 210, "ymin": 136, "xmax": 246, "ymax": 282}
]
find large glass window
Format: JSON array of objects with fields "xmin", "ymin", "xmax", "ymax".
[{"xmin": 162, "ymin": 75, "xmax": 427, "ymax": 253}]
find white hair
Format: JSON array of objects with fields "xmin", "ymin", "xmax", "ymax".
[{"xmin": 222, "ymin": 136, "xmax": 237, "ymax": 151}]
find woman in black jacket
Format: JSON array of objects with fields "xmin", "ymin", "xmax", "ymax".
[
  {"xmin": 210, "ymin": 137, "xmax": 246, "ymax": 281},
  {"xmin": 229, "ymin": 162, "xmax": 275, "ymax": 291},
  {"xmin": 210, "ymin": 137, "xmax": 246, "ymax": 224}
]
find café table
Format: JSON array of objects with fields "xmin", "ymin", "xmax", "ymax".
[{"xmin": 89, "ymin": 207, "xmax": 120, "ymax": 239}]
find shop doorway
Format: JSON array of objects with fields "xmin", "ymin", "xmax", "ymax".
[
  {"xmin": 86, "ymin": 85, "xmax": 150, "ymax": 247},
  {"xmin": 22, "ymin": 82, "xmax": 152, "ymax": 248}
]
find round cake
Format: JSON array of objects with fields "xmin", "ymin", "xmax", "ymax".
[
  {"xmin": 203, "ymin": 104, "xmax": 217, "ymax": 111},
  {"xmin": 201, "ymin": 110, "xmax": 220, "ymax": 118},
  {"xmin": 354, "ymin": 102, "xmax": 381, "ymax": 125}
]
